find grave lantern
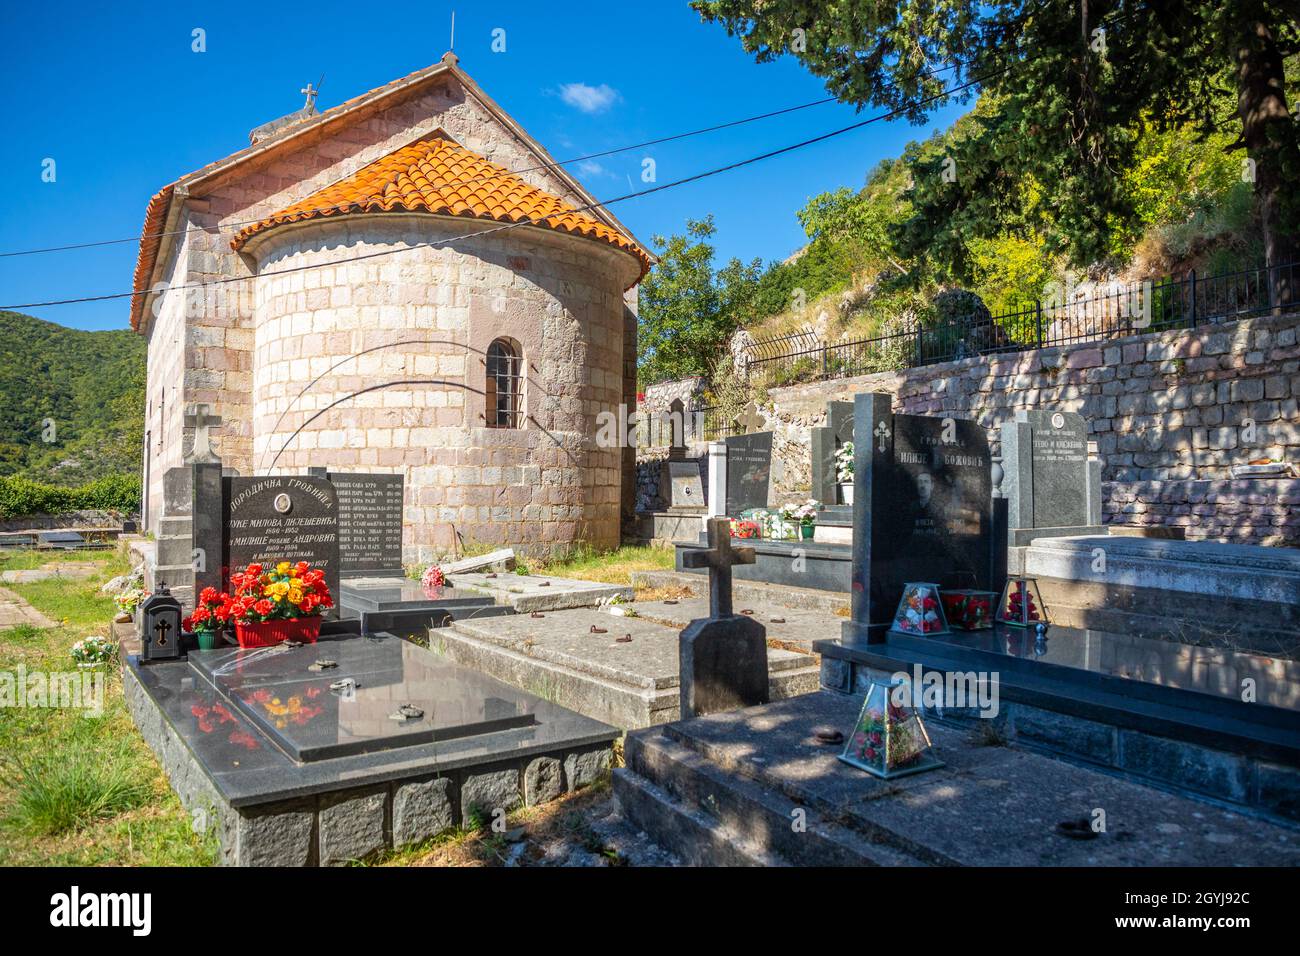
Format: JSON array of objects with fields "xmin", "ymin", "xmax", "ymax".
[
  {"xmin": 996, "ymin": 577, "xmax": 1048, "ymax": 628},
  {"xmin": 888, "ymin": 582, "xmax": 950, "ymax": 636},
  {"xmin": 838, "ymin": 677, "xmax": 944, "ymax": 779},
  {"xmin": 140, "ymin": 584, "xmax": 184, "ymax": 663},
  {"xmin": 939, "ymin": 589, "xmax": 999, "ymax": 631}
]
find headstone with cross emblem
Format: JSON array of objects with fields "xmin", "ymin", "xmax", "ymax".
[
  {"xmin": 678, "ymin": 517, "xmax": 769, "ymax": 718},
  {"xmin": 843, "ymin": 392, "xmax": 995, "ymax": 645}
]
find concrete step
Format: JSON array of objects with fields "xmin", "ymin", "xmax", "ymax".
[
  {"xmin": 616, "ymin": 726, "xmax": 926, "ymax": 866},
  {"xmin": 631, "ymin": 569, "xmax": 850, "ymax": 615},
  {"xmin": 439, "ymin": 608, "xmax": 821, "ymax": 730},
  {"xmin": 616, "ymin": 692, "xmax": 1300, "ymax": 866},
  {"xmin": 155, "ymin": 535, "xmax": 194, "ymax": 568}
]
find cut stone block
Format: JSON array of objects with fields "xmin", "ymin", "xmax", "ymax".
[
  {"xmin": 392, "ymin": 777, "xmax": 454, "ymax": 846},
  {"xmin": 448, "ymin": 572, "xmax": 633, "ymax": 612},
  {"xmin": 319, "ymin": 787, "xmax": 388, "ymax": 865}
]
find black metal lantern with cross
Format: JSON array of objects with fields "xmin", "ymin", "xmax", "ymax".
[{"xmin": 140, "ymin": 584, "xmax": 184, "ymax": 663}]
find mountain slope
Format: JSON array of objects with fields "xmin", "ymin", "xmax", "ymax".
[{"xmin": 0, "ymin": 311, "xmax": 145, "ymax": 485}]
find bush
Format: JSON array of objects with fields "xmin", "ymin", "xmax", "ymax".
[{"xmin": 0, "ymin": 473, "xmax": 139, "ymax": 520}]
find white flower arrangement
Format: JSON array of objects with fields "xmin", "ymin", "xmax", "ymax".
[
  {"xmin": 780, "ymin": 499, "xmax": 821, "ymax": 525},
  {"xmin": 114, "ymin": 586, "xmax": 146, "ymax": 617},
  {"xmin": 746, "ymin": 508, "xmax": 798, "ymax": 541},
  {"xmin": 835, "ymin": 442, "xmax": 855, "ymax": 483},
  {"xmin": 71, "ymin": 636, "xmax": 115, "ymax": 667}
]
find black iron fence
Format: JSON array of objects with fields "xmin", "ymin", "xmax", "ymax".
[{"xmin": 742, "ymin": 261, "xmax": 1299, "ymax": 387}]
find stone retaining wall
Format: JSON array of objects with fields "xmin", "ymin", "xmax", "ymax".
[
  {"xmin": 733, "ymin": 311, "xmax": 1299, "ymax": 545},
  {"xmin": 1103, "ymin": 478, "xmax": 1300, "ymax": 546}
]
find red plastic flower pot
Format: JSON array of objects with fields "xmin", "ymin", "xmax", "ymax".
[{"xmin": 235, "ymin": 617, "xmax": 322, "ymax": 649}]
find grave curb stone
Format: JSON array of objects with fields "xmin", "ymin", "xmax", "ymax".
[
  {"xmin": 524, "ymin": 756, "xmax": 564, "ymax": 806},
  {"xmin": 461, "ymin": 768, "xmax": 522, "ymax": 821},
  {"xmin": 318, "ymin": 786, "xmax": 389, "ymax": 866},
  {"xmin": 392, "ymin": 776, "xmax": 454, "ymax": 846}
]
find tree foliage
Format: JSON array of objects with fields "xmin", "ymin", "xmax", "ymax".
[{"xmin": 693, "ymin": 0, "xmax": 1300, "ymax": 275}]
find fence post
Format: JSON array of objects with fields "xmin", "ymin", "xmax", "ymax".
[
  {"xmin": 1188, "ymin": 269, "xmax": 1197, "ymax": 327},
  {"xmin": 1035, "ymin": 301, "xmax": 1044, "ymax": 350}
]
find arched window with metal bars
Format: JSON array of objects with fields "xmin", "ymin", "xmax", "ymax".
[{"xmin": 485, "ymin": 338, "xmax": 522, "ymax": 429}]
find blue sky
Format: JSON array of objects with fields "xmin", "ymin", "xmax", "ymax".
[{"xmin": 0, "ymin": 0, "xmax": 969, "ymax": 331}]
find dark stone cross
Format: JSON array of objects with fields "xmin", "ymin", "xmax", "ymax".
[
  {"xmin": 184, "ymin": 403, "xmax": 223, "ymax": 464},
  {"xmin": 677, "ymin": 517, "xmax": 769, "ymax": 719},
  {"xmin": 681, "ymin": 517, "xmax": 755, "ymax": 618}
]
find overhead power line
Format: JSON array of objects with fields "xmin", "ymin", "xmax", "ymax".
[{"xmin": 0, "ymin": 67, "xmax": 1003, "ymax": 313}]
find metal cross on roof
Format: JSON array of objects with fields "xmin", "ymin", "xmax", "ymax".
[
  {"xmin": 184, "ymin": 403, "xmax": 222, "ymax": 464},
  {"xmin": 301, "ymin": 80, "xmax": 321, "ymax": 112},
  {"xmin": 680, "ymin": 517, "xmax": 755, "ymax": 618}
]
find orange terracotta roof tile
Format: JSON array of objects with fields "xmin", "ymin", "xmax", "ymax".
[
  {"xmin": 230, "ymin": 136, "xmax": 649, "ymax": 284},
  {"xmin": 129, "ymin": 184, "xmax": 175, "ymax": 326}
]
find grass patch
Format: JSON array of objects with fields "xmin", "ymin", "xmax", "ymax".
[
  {"xmin": 4, "ymin": 723, "xmax": 149, "ymax": 836},
  {"xmin": 0, "ymin": 548, "xmax": 215, "ymax": 866},
  {"xmin": 533, "ymin": 545, "xmax": 674, "ymax": 586}
]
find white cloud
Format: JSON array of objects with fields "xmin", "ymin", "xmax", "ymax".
[
  {"xmin": 558, "ymin": 82, "xmax": 620, "ymax": 114},
  {"xmin": 577, "ymin": 160, "xmax": 614, "ymax": 179}
]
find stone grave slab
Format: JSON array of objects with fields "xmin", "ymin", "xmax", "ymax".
[
  {"xmin": 614, "ymin": 692, "xmax": 1300, "ymax": 866},
  {"xmin": 623, "ymin": 597, "xmax": 838, "ymax": 653},
  {"xmin": 190, "ymin": 637, "xmax": 539, "ymax": 762},
  {"xmin": 124, "ymin": 631, "xmax": 619, "ymax": 865},
  {"xmin": 440, "ymin": 608, "xmax": 819, "ymax": 729},
  {"xmin": 446, "ymin": 572, "xmax": 632, "ymax": 612},
  {"xmin": 338, "ymin": 578, "xmax": 504, "ymax": 637}
]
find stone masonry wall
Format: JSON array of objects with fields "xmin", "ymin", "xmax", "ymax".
[
  {"xmin": 739, "ymin": 311, "xmax": 1300, "ymax": 546},
  {"xmin": 246, "ymin": 215, "xmax": 635, "ymax": 560},
  {"xmin": 140, "ymin": 68, "xmax": 640, "ymax": 541}
]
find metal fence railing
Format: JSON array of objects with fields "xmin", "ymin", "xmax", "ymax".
[{"xmin": 741, "ymin": 261, "xmax": 1299, "ymax": 387}]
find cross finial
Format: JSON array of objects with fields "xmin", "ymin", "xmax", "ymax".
[
  {"xmin": 874, "ymin": 419, "xmax": 892, "ymax": 453},
  {"xmin": 301, "ymin": 77, "xmax": 322, "ymax": 112},
  {"xmin": 680, "ymin": 517, "xmax": 755, "ymax": 618},
  {"xmin": 184, "ymin": 403, "xmax": 223, "ymax": 464}
]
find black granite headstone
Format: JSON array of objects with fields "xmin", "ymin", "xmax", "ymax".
[
  {"xmin": 724, "ymin": 432, "xmax": 773, "ymax": 515},
  {"xmin": 811, "ymin": 400, "xmax": 854, "ymax": 505},
  {"xmin": 1002, "ymin": 409, "xmax": 1090, "ymax": 530},
  {"xmin": 328, "ymin": 472, "xmax": 405, "ymax": 574},
  {"xmin": 222, "ymin": 475, "xmax": 340, "ymax": 616},
  {"xmin": 843, "ymin": 393, "xmax": 994, "ymax": 644}
]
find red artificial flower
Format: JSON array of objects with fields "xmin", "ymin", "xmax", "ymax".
[
  {"xmin": 294, "ymin": 561, "xmax": 309, "ymax": 576},
  {"xmin": 199, "ymin": 586, "xmax": 218, "ymax": 604},
  {"xmin": 253, "ymin": 599, "xmax": 274, "ymax": 617}
]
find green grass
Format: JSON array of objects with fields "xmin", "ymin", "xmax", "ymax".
[
  {"xmin": 534, "ymin": 544, "xmax": 674, "ymax": 585},
  {"xmin": 0, "ymin": 547, "xmax": 215, "ymax": 866},
  {"xmin": 0, "ymin": 548, "xmax": 104, "ymax": 571}
]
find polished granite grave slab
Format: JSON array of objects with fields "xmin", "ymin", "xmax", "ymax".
[
  {"xmin": 190, "ymin": 637, "xmax": 538, "ymax": 762},
  {"xmin": 128, "ymin": 632, "xmax": 618, "ymax": 808},
  {"xmin": 920, "ymin": 623, "xmax": 1300, "ymax": 710},
  {"xmin": 338, "ymin": 577, "xmax": 507, "ymax": 636}
]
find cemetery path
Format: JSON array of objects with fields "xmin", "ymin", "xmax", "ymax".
[{"xmin": 0, "ymin": 585, "xmax": 55, "ymax": 630}]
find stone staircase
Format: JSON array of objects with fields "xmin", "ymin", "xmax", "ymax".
[{"xmin": 613, "ymin": 692, "xmax": 1300, "ymax": 866}]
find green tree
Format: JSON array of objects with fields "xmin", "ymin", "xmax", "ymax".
[
  {"xmin": 637, "ymin": 216, "xmax": 762, "ymax": 384},
  {"xmin": 693, "ymin": 0, "xmax": 1300, "ymax": 300}
]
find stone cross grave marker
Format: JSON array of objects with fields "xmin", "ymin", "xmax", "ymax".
[
  {"xmin": 735, "ymin": 403, "xmax": 765, "ymax": 435},
  {"xmin": 678, "ymin": 517, "xmax": 769, "ymax": 718},
  {"xmin": 184, "ymin": 404, "xmax": 222, "ymax": 464}
]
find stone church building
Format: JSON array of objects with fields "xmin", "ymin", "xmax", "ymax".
[{"xmin": 133, "ymin": 54, "xmax": 650, "ymax": 559}]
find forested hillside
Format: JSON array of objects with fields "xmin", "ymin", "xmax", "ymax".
[{"xmin": 0, "ymin": 311, "xmax": 145, "ymax": 486}]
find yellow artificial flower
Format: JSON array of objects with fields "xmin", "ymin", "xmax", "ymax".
[
  {"xmin": 287, "ymin": 589, "xmax": 303, "ymax": 605},
  {"xmin": 276, "ymin": 562, "xmax": 291, "ymax": 575}
]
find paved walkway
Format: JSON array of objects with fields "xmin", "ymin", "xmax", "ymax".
[{"xmin": 0, "ymin": 586, "xmax": 55, "ymax": 630}]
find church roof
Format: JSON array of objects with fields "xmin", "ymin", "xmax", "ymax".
[
  {"xmin": 229, "ymin": 135, "xmax": 650, "ymax": 281},
  {"xmin": 129, "ymin": 54, "xmax": 649, "ymax": 331}
]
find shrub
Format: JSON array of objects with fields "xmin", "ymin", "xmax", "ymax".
[{"xmin": 0, "ymin": 473, "xmax": 139, "ymax": 520}]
